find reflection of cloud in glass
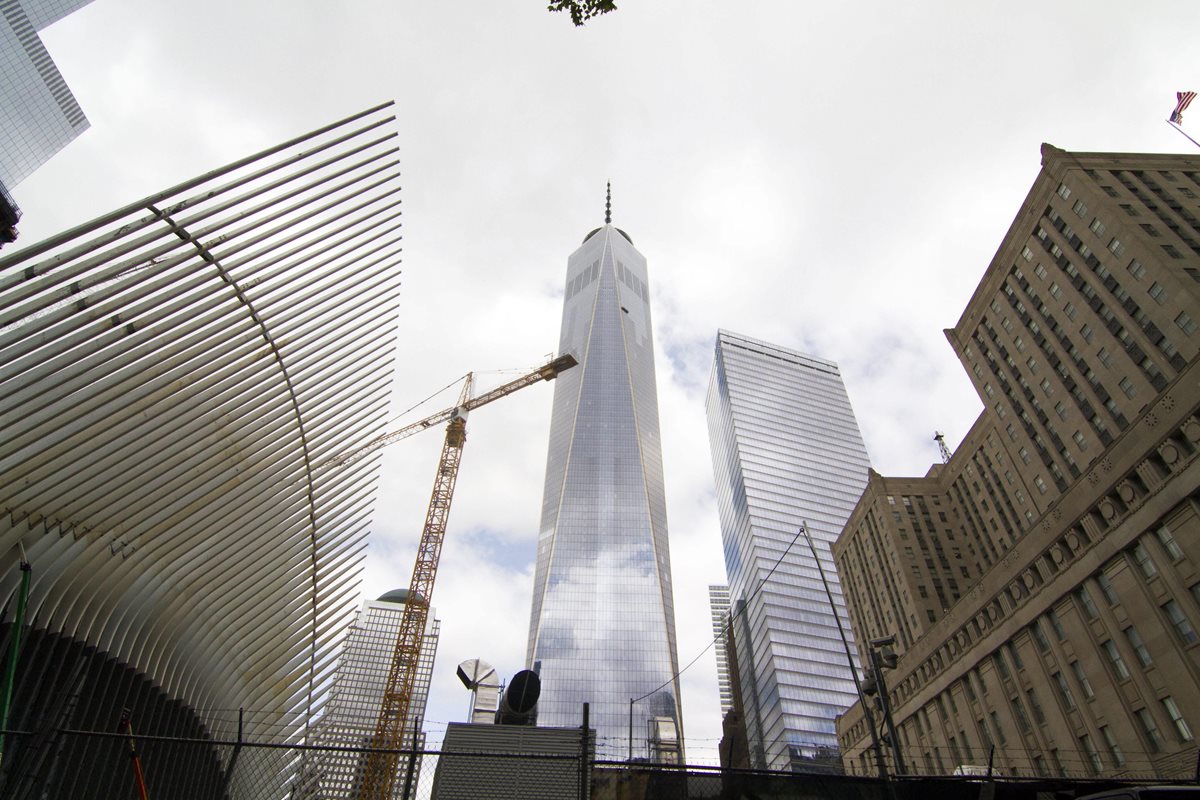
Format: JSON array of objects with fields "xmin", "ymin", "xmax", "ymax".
[{"xmin": 526, "ymin": 226, "xmax": 683, "ymax": 760}]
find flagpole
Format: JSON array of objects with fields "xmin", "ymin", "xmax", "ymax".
[{"xmin": 1166, "ymin": 120, "xmax": 1200, "ymax": 150}]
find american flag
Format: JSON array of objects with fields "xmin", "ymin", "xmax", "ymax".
[{"xmin": 1170, "ymin": 91, "xmax": 1197, "ymax": 125}]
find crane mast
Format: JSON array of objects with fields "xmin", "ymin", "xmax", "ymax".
[{"xmin": 356, "ymin": 354, "xmax": 576, "ymax": 800}]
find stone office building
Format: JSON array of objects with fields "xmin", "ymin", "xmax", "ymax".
[{"xmin": 834, "ymin": 145, "xmax": 1200, "ymax": 780}]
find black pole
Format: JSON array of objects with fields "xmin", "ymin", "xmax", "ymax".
[
  {"xmin": 400, "ymin": 743, "xmax": 420, "ymax": 800},
  {"xmin": 580, "ymin": 702, "xmax": 590, "ymax": 800},
  {"xmin": 628, "ymin": 698, "xmax": 633, "ymax": 762},
  {"xmin": 803, "ymin": 527, "xmax": 889, "ymax": 781},
  {"xmin": 871, "ymin": 649, "xmax": 906, "ymax": 775},
  {"xmin": 987, "ymin": 744, "xmax": 995, "ymax": 778}
]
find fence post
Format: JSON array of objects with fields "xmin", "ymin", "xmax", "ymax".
[
  {"xmin": 580, "ymin": 702, "xmax": 589, "ymax": 800},
  {"xmin": 398, "ymin": 743, "xmax": 417, "ymax": 800}
]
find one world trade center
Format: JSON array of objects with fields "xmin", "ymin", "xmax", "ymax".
[{"xmin": 526, "ymin": 191, "xmax": 684, "ymax": 762}]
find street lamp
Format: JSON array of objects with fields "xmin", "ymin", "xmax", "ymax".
[
  {"xmin": 800, "ymin": 525, "xmax": 889, "ymax": 780},
  {"xmin": 862, "ymin": 635, "xmax": 906, "ymax": 775}
]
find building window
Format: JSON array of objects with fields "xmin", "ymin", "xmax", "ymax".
[
  {"xmin": 1006, "ymin": 641, "xmax": 1024, "ymax": 670},
  {"xmin": 1014, "ymin": 336, "xmax": 1026, "ymax": 352},
  {"xmin": 1127, "ymin": 259, "xmax": 1146, "ymax": 279},
  {"xmin": 1148, "ymin": 282, "xmax": 1168, "ymax": 305},
  {"xmin": 1052, "ymin": 671, "xmax": 1076, "ymax": 710},
  {"xmin": 1027, "ymin": 687, "xmax": 1046, "ymax": 724},
  {"xmin": 1125, "ymin": 626, "xmax": 1152, "ymax": 667},
  {"xmin": 1018, "ymin": 447, "xmax": 1031, "ymax": 464},
  {"xmin": 1100, "ymin": 725, "xmax": 1126, "ymax": 768},
  {"xmin": 1137, "ymin": 708, "xmax": 1166, "ymax": 753},
  {"xmin": 1011, "ymin": 696, "xmax": 1031, "ymax": 733},
  {"xmin": 1157, "ymin": 526, "xmax": 1184, "ymax": 561},
  {"xmin": 984, "ymin": 383, "xmax": 995, "ymax": 398},
  {"xmin": 1176, "ymin": 311, "xmax": 1197, "ymax": 336},
  {"xmin": 994, "ymin": 651, "xmax": 1010, "ymax": 680},
  {"xmin": 1048, "ymin": 609, "xmax": 1066, "ymax": 640},
  {"xmin": 1080, "ymin": 734, "xmax": 1102, "ymax": 775},
  {"xmin": 1119, "ymin": 376, "xmax": 1136, "ymax": 398},
  {"xmin": 1132, "ymin": 542, "xmax": 1157, "ymax": 578},
  {"xmin": 1055, "ymin": 401, "xmax": 1069, "ymax": 421},
  {"xmin": 989, "ymin": 711, "xmax": 1007, "ymax": 745},
  {"xmin": 1065, "ymin": 302, "xmax": 1078, "ymax": 320},
  {"xmin": 1108, "ymin": 238, "xmax": 1126, "ymax": 256},
  {"xmin": 1089, "ymin": 218, "xmax": 1107, "ymax": 236},
  {"xmin": 1076, "ymin": 587, "xmax": 1099, "ymax": 619},
  {"xmin": 1049, "ymin": 282, "xmax": 1063, "ymax": 299},
  {"xmin": 1103, "ymin": 639, "xmax": 1131, "ymax": 680},
  {"xmin": 1072, "ymin": 199, "xmax": 1087, "ymax": 216},
  {"xmin": 1097, "ymin": 347, "xmax": 1113, "ymax": 367},
  {"xmin": 1073, "ymin": 430, "xmax": 1088, "ymax": 450},
  {"xmin": 1163, "ymin": 600, "xmax": 1198, "ymax": 644},
  {"xmin": 1035, "ymin": 263, "xmax": 1048, "ymax": 279},
  {"xmin": 1081, "ymin": 324, "xmax": 1094, "ymax": 342},
  {"xmin": 1057, "ymin": 183, "xmax": 1072, "ymax": 200},
  {"xmin": 1097, "ymin": 573, "xmax": 1119, "ymax": 605},
  {"xmin": 1006, "ymin": 423, "xmax": 1017, "ymax": 442},
  {"xmin": 1163, "ymin": 244, "xmax": 1184, "ymax": 259},
  {"xmin": 1162, "ymin": 697, "xmax": 1194, "ymax": 741},
  {"xmin": 1021, "ymin": 246, "xmax": 1034, "ymax": 261},
  {"xmin": 1027, "ymin": 356, "xmax": 1038, "ymax": 372},
  {"xmin": 1034, "ymin": 475, "xmax": 1048, "ymax": 494},
  {"xmin": 1071, "ymin": 660, "xmax": 1095, "ymax": 700},
  {"xmin": 1031, "ymin": 621, "xmax": 1050, "ymax": 652}
]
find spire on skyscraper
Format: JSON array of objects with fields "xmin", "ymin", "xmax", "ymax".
[{"xmin": 605, "ymin": 181, "xmax": 612, "ymax": 224}]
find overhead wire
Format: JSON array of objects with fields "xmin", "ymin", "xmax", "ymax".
[{"xmin": 633, "ymin": 524, "xmax": 810, "ymax": 704}]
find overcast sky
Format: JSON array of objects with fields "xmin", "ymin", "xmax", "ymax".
[{"xmin": 13, "ymin": 0, "xmax": 1200, "ymax": 764}]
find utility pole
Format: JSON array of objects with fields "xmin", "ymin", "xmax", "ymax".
[
  {"xmin": 862, "ymin": 636, "xmax": 906, "ymax": 775},
  {"xmin": 800, "ymin": 526, "xmax": 889, "ymax": 780}
]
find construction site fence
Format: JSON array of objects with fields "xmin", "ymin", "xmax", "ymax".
[{"xmin": 0, "ymin": 727, "xmax": 1198, "ymax": 800}]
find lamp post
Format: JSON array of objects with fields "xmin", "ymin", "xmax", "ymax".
[
  {"xmin": 800, "ymin": 525, "xmax": 889, "ymax": 780},
  {"xmin": 863, "ymin": 635, "xmax": 906, "ymax": 775}
]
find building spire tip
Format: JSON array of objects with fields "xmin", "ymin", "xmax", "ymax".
[{"xmin": 605, "ymin": 182, "xmax": 612, "ymax": 225}]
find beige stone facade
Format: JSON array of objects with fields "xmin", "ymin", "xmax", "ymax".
[{"xmin": 834, "ymin": 145, "xmax": 1200, "ymax": 780}]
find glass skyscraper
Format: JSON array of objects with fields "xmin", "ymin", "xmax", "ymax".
[
  {"xmin": 1, "ymin": 0, "xmax": 92, "ymax": 190},
  {"xmin": 526, "ymin": 214, "xmax": 684, "ymax": 762},
  {"xmin": 706, "ymin": 330, "xmax": 870, "ymax": 771},
  {"xmin": 299, "ymin": 591, "xmax": 440, "ymax": 799}
]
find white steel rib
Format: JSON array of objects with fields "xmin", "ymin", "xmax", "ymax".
[{"xmin": 0, "ymin": 101, "xmax": 403, "ymax": 797}]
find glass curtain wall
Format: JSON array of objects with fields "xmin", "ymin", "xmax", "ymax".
[
  {"xmin": 706, "ymin": 330, "xmax": 870, "ymax": 771},
  {"xmin": 526, "ymin": 224, "xmax": 683, "ymax": 762}
]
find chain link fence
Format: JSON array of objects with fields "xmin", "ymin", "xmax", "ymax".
[{"xmin": 0, "ymin": 727, "xmax": 1196, "ymax": 799}]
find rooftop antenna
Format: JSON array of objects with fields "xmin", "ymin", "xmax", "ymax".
[
  {"xmin": 934, "ymin": 431, "xmax": 952, "ymax": 463},
  {"xmin": 605, "ymin": 181, "xmax": 612, "ymax": 225}
]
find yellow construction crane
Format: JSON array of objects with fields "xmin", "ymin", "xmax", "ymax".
[{"xmin": 354, "ymin": 353, "xmax": 577, "ymax": 800}]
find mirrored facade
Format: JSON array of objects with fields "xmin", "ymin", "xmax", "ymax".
[
  {"xmin": 526, "ymin": 223, "xmax": 683, "ymax": 761},
  {"xmin": 299, "ymin": 591, "xmax": 440, "ymax": 799},
  {"xmin": 0, "ymin": 0, "xmax": 92, "ymax": 190},
  {"xmin": 706, "ymin": 330, "xmax": 870, "ymax": 771}
]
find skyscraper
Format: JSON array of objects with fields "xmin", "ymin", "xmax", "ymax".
[
  {"xmin": 525, "ymin": 199, "xmax": 684, "ymax": 761},
  {"xmin": 301, "ymin": 591, "xmax": 440, "ymax": 799},
  {"xmin": 835, "ymin": 145, "xmax": 1200, "ymax": 780},
  {"xmin": 709, "ymin": 584, "xmax": 734, "ymax": 717},
  {"xmin": 706, "ymin": 330, "xmax": 871, "ymax": 771},
  {"xmin": 1, "ymin": 0, "xmax": 94, "ymax": 235}
]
